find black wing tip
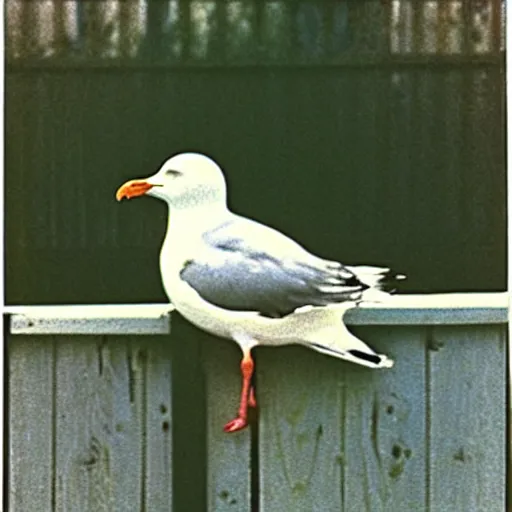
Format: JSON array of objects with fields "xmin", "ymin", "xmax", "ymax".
[
  {"xmin": 344, "ymin": 274, "xmax": 370, "ymax": 290},
  {"xmin": 308, "ymin": 344, "xmax": 389, "ymax": 367},
  {"xmin": 379, "ymin": 270, "xmax": 407, "ymax": 292},
  {"xmin": 348, "ymin": 350, "xmax": 382, "ymax": 365}
]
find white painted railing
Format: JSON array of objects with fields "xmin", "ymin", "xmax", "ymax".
[{"xmin": 6, "ymin": 293, "xmax": 508, "ymax": 332}]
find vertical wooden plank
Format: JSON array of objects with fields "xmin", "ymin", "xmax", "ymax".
[
  {"xmin": 6, "ymin": 0, "xmax": 22, "ymax": 58},
  {"xmin": 54, "ymin": 336, "xmax": 144, "ymax": 512},
  {"xmin": 20, "ymin": 0, "xmax": 39, "ymax": 56},
  {"xmin": 145, "ymin": 336, "xmax": 173, "ymax": 510},
  {"xmin": 429, "ymin": 325, "xmax": 506, "ymax": 512},
  {"xmin": 52, "ymin": 0, "xmax": 68, "ymax": 55},
  {"xmin": 9, "ymin": 335, "xmax": 54, "ymax": 511},
  {"xmin": 105, "ymin": 336, "xmax": 144, "ymax": 511},
  {"xmin": 491, "ymin": 0, "xmax": 503, "ymax": 53},
  {"xmin": 177, "ymin": 0, "xmax": 191, "ymax": 60},
  {"xmin": 119, "ymin": 0, "xmax": 144, "ymax": 58},
  {"xmin": 258, "ymin": 346, "xmax": 343, "ymax": 511},
  {"xmin": 204, "ymin": 340, "xmax": 251, "ymax": 511},
  {"xmin": 343, "ymin": 326, "xmax": 427, "ymax": 512},
  {"xmin": 82, "ymin": 1, "xmax": 113, "ymax": 57}
]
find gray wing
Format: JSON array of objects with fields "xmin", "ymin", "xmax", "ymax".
[{"xmin": 179, "ymin": 216, "xmax": 368, "ymax": 318}]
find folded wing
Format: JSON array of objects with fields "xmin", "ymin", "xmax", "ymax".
[{"xmin": 179, "ymin": 216, "xmax": 368, "ymax": 318}]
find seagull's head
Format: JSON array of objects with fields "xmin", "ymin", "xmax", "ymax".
[{"xmin": 116, "ymin": 152, "xmax": 227, "ymax": 209}]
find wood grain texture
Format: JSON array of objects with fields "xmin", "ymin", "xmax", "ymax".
[
  {"xmin": 105, "ymin": 336, "xmax": 145, "ymax": 511},
  {"xmin": 428, "ymin": 325, "xmax": 506, "ymax": 512},
  {"xmin": 54, "ymin": 335, "xmax": 144, "ymax": 512},
  {"xmin": 7, "ymin": 304, "xmax": 507, "ymax": 512},
  {"xmin": 8, "ymin": 335, "xmax": 54, "ymax": 512},
  {"xmin": 343, "ymin": 326, "xmax": 427, "ymax": 512},
  {"xmin": 144, "ymin": 336, "xmax": 173, "ymax": 510},
  {"xmin": 257, "ymin": 345, "xmax": 344, "ymax": 512},
  {"xmin": 203, "ymin": 339, "xmax": 252, "ymax": 512}
]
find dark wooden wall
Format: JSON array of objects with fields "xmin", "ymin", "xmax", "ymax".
[{"xmin": 5, "ymin": 0, "xmax": 506, "ymax": 306}]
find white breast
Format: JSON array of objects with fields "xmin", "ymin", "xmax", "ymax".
[{"xmin": 158, "ymin": 234, "xmax": 241, "ymax": 339}]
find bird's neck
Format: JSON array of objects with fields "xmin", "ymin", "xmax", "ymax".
[{"xmin": 164, "ymin": 201, "xmax": 231, "ymax": 242}]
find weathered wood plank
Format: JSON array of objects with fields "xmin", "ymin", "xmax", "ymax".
[
  {"xmin": 8, "ymin": 304, "xmax": 172, "ymax": 335},
  {"xmin": 144, "ymin": 336, "xmax": 173, "ymax": 510},
  {"xmin": 204, "ymin": 340, "xmax": 252, "ymax": 511},
  {"xmin": 54, "ymin": 335, "xmax": 144, "ymax": 512},
  {"xmin": 343, "ymin": 326, "xmax": 427, "ymax": 512},
  {"xmin": 258, "ymin": 346, "xmax": 344, "ymax": 511},
  {"xmin": 428, "ymin": 325, "xmax": 506, "ymax": 512},
  {"xmin": 9, "ymin": 335, "xmax": 54, "ymax": 511},
  {"xmin": 107, "ymin": 336, "xmax": 145, "ymax": 510},
  {"xmin": 6, "ymin": 298, "xmax": 508, "ymax": 512}
]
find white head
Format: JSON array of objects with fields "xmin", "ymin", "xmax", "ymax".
[{"xmin": 116, "ymin": 152, "xmax": 227, "ymax": 210}]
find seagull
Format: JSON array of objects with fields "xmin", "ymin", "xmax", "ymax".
[{"xmin": 116, "ymin": 153, "xmax": 404, "ymax": 433}]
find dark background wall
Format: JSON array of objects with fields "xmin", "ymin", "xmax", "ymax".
[
  {"xmin": 5, "ymin": 1, "xmax": 506, "ymax": 306},
  {"xmin": 5, "ymin": 71, "xmax": 506, "ymax": 304}
]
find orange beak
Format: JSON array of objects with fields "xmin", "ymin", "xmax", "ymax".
[{"xmin": 116, "ymin": 179, "xmax": 156, "ymax": 201}]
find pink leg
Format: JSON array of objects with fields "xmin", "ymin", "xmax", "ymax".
[{"xmin": 223, "ymin": 351, "xmax": 254, "ymax": 433}]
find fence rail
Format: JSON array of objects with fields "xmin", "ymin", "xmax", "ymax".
[
  {"xmin": 6, "ymin": 293, "xmax": 508, "ymax": 511},
  {"xmin": 6, "ymin": 0, "xmax": 504, "ymax": 62}
]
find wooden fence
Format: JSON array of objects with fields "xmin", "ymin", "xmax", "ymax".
[{"xmin": 6, "ymin": 293, "xmax": 509, "ymax": 511}]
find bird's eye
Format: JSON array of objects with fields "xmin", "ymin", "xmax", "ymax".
[{"xmin": 165, "ymin": 169, "xmax": 181, "ymax": 176}]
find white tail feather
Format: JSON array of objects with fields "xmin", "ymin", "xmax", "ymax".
[
  {"xmin": 346, "ymin": 264, "xmax": 406, "ymax": 294},
  {"xmin": 306, "ymin": 317, "xmax": 394, "ymax": 369}
]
